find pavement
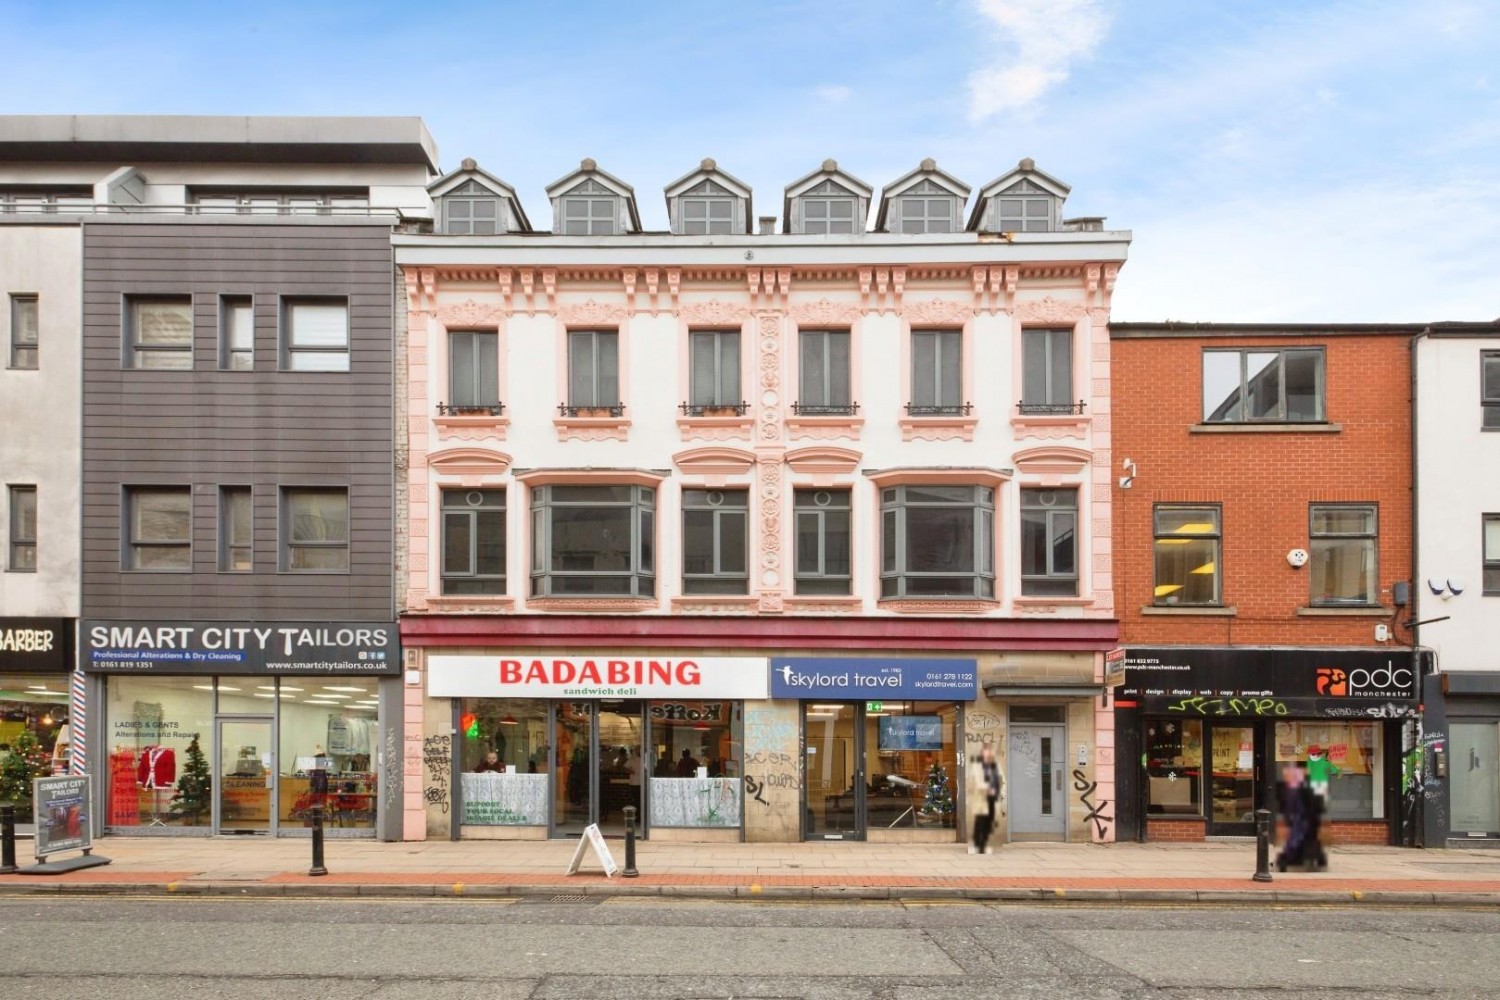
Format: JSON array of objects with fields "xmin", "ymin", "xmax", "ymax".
[{"xmin": 4, "ymin": 835, "xmax": 1500, "ymax": 904}]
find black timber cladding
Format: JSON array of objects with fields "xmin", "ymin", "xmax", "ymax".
[{"xmin": 81, "ymin": 221, "xmax": 395, "ymax": 620}]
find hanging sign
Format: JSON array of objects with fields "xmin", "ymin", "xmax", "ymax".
[
  {"xmin": 566, "ymin": 823, "xmax": 619, "ymax": 877},
  {"xmin": 429, "ymin": 655, "xmax": 769, "ymax": 700}
]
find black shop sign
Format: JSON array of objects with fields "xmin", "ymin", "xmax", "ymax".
[
  {"xmin": 81, "ymin": 621, "xmax": 400, "ymax": 676},
  {"xmin": 1121, "ymin": 647, "xmax": 1426, "ymax": 719},
  {"xmin": 0, "ymin": 618, "xmax": 73, "ymax": 674}
]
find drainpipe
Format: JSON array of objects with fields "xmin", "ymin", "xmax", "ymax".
[{"xmin": 1408, "ymin": 326, "xmax": 1429, "ymax": 848}]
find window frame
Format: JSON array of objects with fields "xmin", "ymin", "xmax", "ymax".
[
  {"xmin": 444, "ymin": 195, "xmax": 502, "ymax": 235},
  {"xmin": 124, "ymin": 486, "xmax": 192, "ymax": 573},
  {"xmin": 441, "ymin": 488, "xmax": 507, "ymax": 596},
  {"xmin": 218, "ymin": 486, "xmax": 253, "ymax": 573},
  {"xmin": 1020, "ymin": 488, "xmax": 1079, "ymax": 597},
  {"xmin": 447, "ymin": 329, "xmax": 501, "ymax": 411},
  {"xmin": 801, "ymin": 197, "xmax": 858, "ymax": 234},
  {"xmin": 794, "ymin": 488, "xmax": 852, "ymax": 596},
  {"xmin": 218, "ymin": 295, "xmax": 254, "ymax": 372},
  {"xmin": 879, "ymin": 485, "xmax": 996, "ymax": 600},
  {"xmin": 7, "ymin": 485, "xmax": 37, "ymax": 572},
  {"xmin": 680, "ymin": 196, "xmax": 735, "ymax": 235},
  {"xmin": 280, "ymin": 297, "xmax": 350, "ymax": 372},
  {"xmin": 909, "ymin": 328, "xmax": 966, "ymax": 415},
  {"xmin": 796, "ymin": 329, "xmax": 854, "ymax": 414},
  {"xmin": 1484, "ymin": 514, "xmax": 1500, "ymax": 596},
  {"xmin": 9, "ymin": 294, "xmax": 38, "ymax": 369},
  {"xmin": 279, "ymin": 487, "xmax": 351, "ymax": 574},
  {"xmin": 688, "ymin": 329, "xmax": 743, "ymax": 410},
  {"xmin": 561, "ymin": 197, "xmax": 618, "ymax": 236},
  {"xmin": 1483, "ymin": 351, "xmax": 1500, "ymax": 430},
  {"xmin": 1020, "ymin": 328, "xmax": 1075, "ymax": 413},
  {"xmin": 995, "ymin": 194, "xmax": 1054, "ymax": 232},
  {"xmin": 125, "ymin": 296, "xmax": 194, "ymax": 370},
  {"xmin": 1309, "ymin": 503, "xmax": 1379, "ymax": 607},
  {"xmin": 529, "ymin": 484, "xmax": 655, "ymax": 598},
  {"xmin": 1201, "ymin": 347, "xmax": 1326, "ymax": 424},
  {"xmin": 1152, "ymin": 505, "xmax": 1223, "ymax": 607},
  {"xmin": 681, "ymin": 488, "xmax": 749, "ymax": 595},
  {"xmin": 897, "ymin": 196, "xmax": 955, "ymax": 234},
  {"xmin": 565, "ymin": 329, "xmax": 621, "ymax": 412}
]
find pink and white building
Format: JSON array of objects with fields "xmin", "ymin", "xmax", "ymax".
[{"xmin": 395, "ymin": 155, "xmax": 1130, "ymax": 846}]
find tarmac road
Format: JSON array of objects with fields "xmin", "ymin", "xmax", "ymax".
[{"xmin": 2, "ymin": 896, "xmax": 1498, "ymax": 999}]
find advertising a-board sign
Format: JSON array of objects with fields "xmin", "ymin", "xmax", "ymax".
[
  {"xmin": 82, "ymin": 621, "xmax": 400, "ymax": 675},
  {"xmin": 32, "ymin": 775, "xmax": 91, "ymax": 859}
]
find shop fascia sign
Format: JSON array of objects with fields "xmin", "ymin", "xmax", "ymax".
[
  {"xmin": 0, "ymin": 617, "xmax": 72, "ymax": 673},
  {"xmin": 769, "ymin": 657, "xmax": 978, "ymax": 700},
  {"xmin": 81, "ymin": 620, "xmax": 400, "ymax": 675},
  {"xmin": 427, "ymin": 655, "xmax": 771, "ymax": 700}
]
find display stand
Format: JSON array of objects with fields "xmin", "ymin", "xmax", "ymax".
[
  {"xmin": 564, "ymin": 823, "xmax": 619, "ymax": 878},
  {"xmin": 885, "ymin": 775, "xmax": 920, "ymax": 828},
  {"xmin": 18, "ymin": 775, "xmax": 111, "ymax": 876}
]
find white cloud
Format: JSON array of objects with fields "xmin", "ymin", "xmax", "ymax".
[
  {"xmin": 967, "ymin": 0, "xmax": 1112, "ymax": 121},
  {"xmin": 814, "ymin": 84, "xmax": 854, "ymax": 105}
]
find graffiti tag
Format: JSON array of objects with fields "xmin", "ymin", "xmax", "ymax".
[
  {"xmin": 1166, "ymin": 696, "xmax": 1289, "ymax": 717},
  {"xmin": 1072, "ymin": 769, "xmax": 1112, "ymax": 841}
]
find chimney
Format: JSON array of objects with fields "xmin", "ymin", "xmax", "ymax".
[{"xmin": 758, "ymin": 216, "xmax": 777, "ymax": 235}]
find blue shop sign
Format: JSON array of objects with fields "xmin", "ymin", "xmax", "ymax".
[{"xmin": 770, "ymin": 657, "xmax": 978, "ymax": 701}]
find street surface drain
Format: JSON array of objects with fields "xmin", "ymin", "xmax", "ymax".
[{"xmin": 548, "ymin": 893, "xmax": 591, "ymax": 902}]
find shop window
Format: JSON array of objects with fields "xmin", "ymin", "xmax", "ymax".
[
  {"xmin": 1020, "ymin": 488, "xmax": 1077, "ymax": 596},
  {"xmin": 682, "ymin": 488, "xmax": 748, "ymax": 595},
  {"xmin": 1273, "ymin": 721, "xmax": 1381, "ymax": 820},
  {"xmin": 0, "ymin": 673, "xmax": 70, "ymax": 786},
  {"xmin": 104, "ymin": 676, "xmax": 214, "ymax": 829},
  {"xmin": 530, "ymin": 485, "xmax": 655, "ymax": 597},
  {"xmin": 1202, "ymin": 347, "xmax": 1324, "ymax": 423},
  {"xmin": 279, "ymin": 679, "xmax": 379, "ymax": 832},
  {"xmin": 1309, "ymin": 504, "xmax": 1377, "ymax": 606},
  {"xmin": 880, "ymin": 485, "xmax": 994, "ymax": 599},
  {"xmin": 442, "ymin": 489, "xmax": 506, "ymax": 595},
  {"xmin": 1153, "ymin": 505, "xmax": 1221, "ymax": 605},
  {"xmin": 458, "ymin": 699, "xmax": 552, "ymax": 826},
  {"xmin": 794, "ymin": 489, "xmax": 851, "ymax": 595},
  {"xmin": 1146, "ymin": 718, "xmax": 1203, "ymax": 816},
  {"xmin": 648, "ymin": 700, "xmax": 743, "ymax": 828},
  {"xmin": 867, "ymin": 702, "xmax": 959, "ymax": 829}
]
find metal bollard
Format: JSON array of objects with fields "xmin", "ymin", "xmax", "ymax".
[
  {"xmin": 1, "ymin": 804, "xmax": 17, "ymax": 875},
  {"xmin": 308, "ymin": 804, "xmax": 328, "ymax": 877},
  {"xmin": 1252, "ymin": 807, "xmax": 1273, "ymax": 883},
  {"xmin": 622, "ymin": 805, "xmax": 639, "ymax": 878}
]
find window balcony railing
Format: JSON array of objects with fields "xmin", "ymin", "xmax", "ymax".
[
  {"xmin": 791, "ymin": 402, "xmax": 860, "ymax": 416},
  {"xmin": 905, "ymin": 402, "xmax": 973, "ymax": 416},
  {"xmin": 559, "ymin": 402, "xmax": 626, "ymax": 418},
  {"xmin": 437, "ymin": 401, "xmax": 505, "ymax": 416},
  {"xmin": 679, "ymin": 400, "xmax": 749, "ymax": 417},
  {"xmin": 1016, "ymin": 400, "xmax": 1087, "ymax": 416}
]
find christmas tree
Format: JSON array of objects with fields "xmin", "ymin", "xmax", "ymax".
[
  {"xmin": 0, "ymin": 728, "xmax": 50, "ymax": 814},
  {"xmin": 170, "ymin": 735, "xmax": 212, "ymax": 826},
  {"xmin": 919, "ymin": 762, "xmax": 954, "ymax": 818}
]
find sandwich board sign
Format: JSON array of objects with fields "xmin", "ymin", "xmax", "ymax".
[{"xmin": 565, "ymin": 823, "xmax": 619, "ymax": 878}]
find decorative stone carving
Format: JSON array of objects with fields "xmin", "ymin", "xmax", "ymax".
[
  {"xmin": 903, "ymin": 298, "xmax": 973, "ymax": 327},
  {"xmin": 526, "ymin": 598, "xmax": 657, "ymax": 613},
  {"xmin": 428, "ymin": 447, "xmax": 513, "ymax": 480},
  {"xmin": 1012, "ymin": 445, "xmax": 1092, "ymax": 475},
  {"xmin": 673, "ymin": 446, "xmax": 756, "ymax": 479},
  {"xmin": 557, "ymin": 299, "xmax": 627, "ymax": 326},
  {"xmin": 436, "ymin": 299, "xmax": 506, "ymax": 328},
  {"xmin": 1010, "ymin": 417, "xmax": 1091, "ymax": 441},
  {"xmin": 1014, "ymin": 296, "xmax": 1086, "ymax": 325},
  {"xmin": 433, "ymin": 416, "xmax": 510, "ymax": 442},
  {"xmin": 553, "ymin": 418, "xmax": 630, "ymax": 442},
  {"xmin": 784, "ymin": 446, "xmax": 861, "ymax": 478},
  {"xmin": 899, "ymin": 417, "xmax": 977, "ymax": 442},
  {"xmin": 680, "ymin": 299, "xmax": 751, "ymax": 326},
  {"xmin": 789, "ymin": 297, "xmax": 861, "ymax": 326},
  {"xmin": 785, "ymin": 417, "xmax": 864, "ymax": 441},
  {"xmin": 670, "ymin": 596, "xmax": 761, "ymax": 614},
  {"xmin": 877, "ymin": 600, "xmax": 999, "ymax": 615}
]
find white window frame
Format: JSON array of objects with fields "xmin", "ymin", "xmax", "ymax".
[
  {"xmin": 680, "ymin": 196, "xmax": 735, "ymax": 235},
  {"xmin": 444, "ymin": 196, "xmax": 502, "ymax": 235},
  {"xmin": 124, "ymin": 486, "xmax": 192, "ymax": 572},
  {"xmin": 682, "ymin": 489, "xmax": 749, "ymax": 595},
  {"xmin": 794, "ymin": 488, "xmax": 851, "ymax": 596},
  {"xmin": 1020, "ymin": 488, "xmax": 1078, "ymax": 596},
  {"xmin": 897, "ymin": 196, "xmax": 955, "ymax": 234},
  {"xmin": 8, "ymin": 485, "xmax": 36, "ymax": 572},
  {"xmin": 281, "ymin": 298, "xmax": 350, "ymax": 372},
  {"xmin": 280, "ymin": 487, "xmax": 350, "ymax": 573},
  {"xmin": 561, "ymin": 197, "xmax": 618, "ymax": 235},
  {"xmin": 996, "ymin": 195, "xmax": 1054, "ymax": 232},
  {"xmin": 441, "ymin": 488, "xmax": 507, "ymax": 595},
  {"xmin": 9, "ymin": 294, "xmax": 38, "ymax": 369},
  {"xmin": 879, "ymin": 485, "xmax": 995, "ymax": 600},
  {"xmin": 802, "ymin": 197, "xmax": 857, "ymax": 234},
  {"xmin": 125, "ymin": 296, "xmax": 194, "ymax": 370}
]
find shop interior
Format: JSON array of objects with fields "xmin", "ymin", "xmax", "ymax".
[{"xmin": 0, "ymin": 675, "xmax": 72, "ymax": 796}]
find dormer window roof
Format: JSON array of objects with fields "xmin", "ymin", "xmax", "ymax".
[
  {"xmin": 967, "ymin": 157, "xmax": 1071, "ymax": 234},
  {"xmin": 664, "ymin": 158, "xmax": 752, "ymax": 235},
  {"xmin": 875, "ymin": 158, "xmax": 970, "ymax": 234},
  {"xmin": 428, "ymin": 158, "xmax": 531, "ymax": 235},
  {"xmin": 545, "ymin": 158, "xmax": 641, "ymax": 236},
  {"xmin": 783, "ymin": 159, "xmax": 873, "ymax": 235}
]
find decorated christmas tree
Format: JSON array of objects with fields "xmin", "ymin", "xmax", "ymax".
[
  {"xmin": 919, "ymin": 762, "xmax": 954, "ymax": 818},
  {"xmin": 0, "ymin": 728, "xmax": 50, "ymax": 813},
  {"xmin": 170, "ymin": 735, "xmax": 212, "ymax": 826}
]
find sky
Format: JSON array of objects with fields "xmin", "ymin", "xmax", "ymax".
[{"xmin": 2, "ymin": 0, "xmax": 1497, "ymax": 322}]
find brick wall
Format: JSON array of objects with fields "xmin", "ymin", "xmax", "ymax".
[
  {"xmin": 1112, "ymin": 331, "xmax": 1414, "ymax": 646},
  {"xmin": 1148, "ymin": 817, "xmax": 1389, "ymax": 844},
  {"xmin": 1147, "ymin": 818, "xmax": 1207, "ymax": 841}
]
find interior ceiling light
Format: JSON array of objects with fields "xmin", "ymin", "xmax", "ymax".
[
  {"xmin": 1190, "ymin": 561, "xmax": 1217, "ymax": 575},
  {"xmin": 1171, "ymin": 523, "xmax": 1217, "ymax": 535},
  {"xmin": 323, "ymin": 686, "xmax": 367, "ymax": 693},
  {"xmin": 1153, "ymin": 584, "xmax": 1184, "ymax": 597},
  {"xmin": 500, "ymin": 715, "xmax": 519, "ymax": 725}
]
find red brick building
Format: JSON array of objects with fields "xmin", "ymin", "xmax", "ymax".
[{"xmin": 1107, "ymin": 323, "xmax": 1421, "ymax": 846}]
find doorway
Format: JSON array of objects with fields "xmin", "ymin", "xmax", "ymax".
[
  {"xmin": 804, "ymin": 703, "xmax": 863, "ymax": 839},
  {"xmin": 1008, "ymin": 721, "xmax": 1067, "ymax": 841},
  {"xmin": 1206, "ymin": 722, "xmax": 1264, "ymax": 836},
  {"xmin": 550, "ymin": 699, "xmax": 645, "ymax": 838},
  {"xmin": 216, "ymin": 717, "xmax": 274, "ymax": 836}
]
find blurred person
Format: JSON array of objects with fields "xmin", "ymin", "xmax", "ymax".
[{"xmin": 972, "ymin": 741, "xmax": 1003, "ymax": 854}]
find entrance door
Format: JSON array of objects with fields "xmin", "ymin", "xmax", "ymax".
[
  {"xmin": 217, "ymin": 717, "xmax": 274, "ymax": 835},
  {"xmin": 1008, "ymin": 724, "xmax": 1066, "ymax": 840},
  {"xmin": 551, "ymin": 700, "xmax": 646, "ymax": 838},
  {"xmin": 1207, "ymin": 723, "xmax": 1261, "ymax": 836},
  {"xmin": 804, "ymin": 703, "xmax": 864, "ymax": 840}
]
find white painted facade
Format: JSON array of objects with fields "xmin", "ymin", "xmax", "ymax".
[{"xmin": 0, "ymin": 225, "xmax": 83, "ymax": 616}]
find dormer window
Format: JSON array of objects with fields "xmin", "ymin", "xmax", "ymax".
[
  {"xmin": 876, "ymin": 159, "xmax": 969, "ymax": 236},
  {"xmin": 784, "ymin": 160, "xmax": 873, "ymax": 235},
  {"xmin": 967, "ymin": 158, "xmax": 1070, "ymax": 235},
  {"xmin": 680, "ymin": 181, "xmax": 735, "ymax": 234},
  {"xmin": 803, "ymin": 181, "xmax": 858, "ymax": 234},
  {"xmin": 897, "ymin": 181, "xmax": 957, "ymax": 233},
  {"xmin": 562, "ymin": 180, "xmax": 619, "ymax": 235},
  {"xmin": 665, "ymin": 159, "xmax": 751, "ymax": 235},
  {"xmin": 996, "ymin": 180, "xmax": 1055, "ymax": 232},
  {"xmin": 444, "ymin": 180, "xmax": 500, "ymax": 235}
]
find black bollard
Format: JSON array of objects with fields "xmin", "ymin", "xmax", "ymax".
[
  {"xmin": 308, "ymin": 804, "xmax": 328, "ymax": 877},
  {"xmin": 1252, "ymin": 807, "xmax": 1273, "ymax": 883},
  {"xmin": 622, "ymin": 805, "xmax": 639, "ymax": 878},
  {"xmin": 1, "ymin": 805, "xmax": 17, "ymax": 875}
]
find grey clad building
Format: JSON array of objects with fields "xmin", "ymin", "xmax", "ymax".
[{"xmin": 0, "ymin": 116, "xmax": 436, "ymax": 840}]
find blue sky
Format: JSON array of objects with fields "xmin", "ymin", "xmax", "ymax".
[{"xmin": 3, "ymin": 0, "xmax": 1497, "ymax": 322}]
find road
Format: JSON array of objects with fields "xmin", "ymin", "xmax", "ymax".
[{"xmin": 2, "ymin": 896, "xmax": 1498, "ymax": 999}]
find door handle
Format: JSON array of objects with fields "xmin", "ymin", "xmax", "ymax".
[{"xmin": 1055, "ymin": 769, "xmax": 1063, "ymax": 791}]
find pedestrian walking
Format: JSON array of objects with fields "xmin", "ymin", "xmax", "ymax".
[{"xmin": 972, "ymin": 741, "xmax": 1003, "ymax": 854}]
